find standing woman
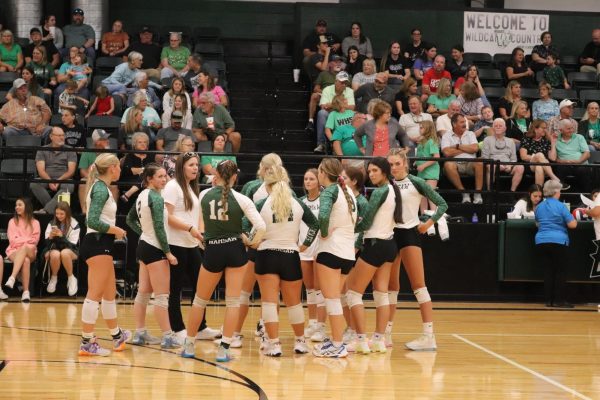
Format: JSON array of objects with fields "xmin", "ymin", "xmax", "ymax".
[
  {"xmin": 182, "ymin": 160, "xmax": 266, "ymax": 362},
  {"xmin": 386, "ymin": 148, "xmax": 448, "ymax": 351},
  {"xmin": 126, "ymin": 163, "xmax": 180, "ymax": 348},
  {"xmin": 79, "ymin": 153, "xmax": 130, "ymax": 356},
  {"xmin": 312, "ymin": 158, "xmax": 357, "ymax": 358}
]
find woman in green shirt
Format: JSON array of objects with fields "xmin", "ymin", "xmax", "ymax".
[
  {"xmin": 27, "ymin": 45, "xmax": 56, "ymax": 94},
  {"xmin": 200, "ymin": 133, "xmax": 236, "ymax": 183},
  {"xmin": 578, "ymin": 101, "xmax": 600, "ymax": 151},
  {"xmin": 0, "ymin": 30, "xmax": 23, "ymax": 72}
]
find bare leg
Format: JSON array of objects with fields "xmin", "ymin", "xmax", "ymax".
[
  {"xmin": 316, "ymin": 263, "xmax": 344, "ymax": 343},
  {"xmin": 281, "ymin": 279, "xmax": 304, "ymax": 337},
  {"xmin": 60, "ymin": 249, "xmax": 76, "ymax": 277},
  {"xmin": 134, "ymin": 262, "xmax": 151, "ymax": 330},
  {"xmin": 256, "ymin": 274, "xmax": 280, "ymax": 340},
  {"xmin": 147, "ymin": 260, "xmax": 172, "ymax": 332},
  {"xmin": 443, "ymin": 162, "xmax": 465, "ymax": 190}
]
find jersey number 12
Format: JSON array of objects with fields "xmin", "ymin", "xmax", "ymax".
[{"xmin": 209, "ymin": 199, "xmax": 229, "ymax": 221}]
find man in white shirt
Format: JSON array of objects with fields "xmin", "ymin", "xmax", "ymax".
[{"xmin": 436, "ymin": 100, "xmax": 470, "ymax": 136}]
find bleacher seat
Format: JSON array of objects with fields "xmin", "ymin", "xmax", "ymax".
[
  {"xmin": 192, "ymin": 27, "xmax": 221, "ymax": 42},
  {"xmin": 492, "ymin": 54, "xmax": 512, "ymax": 69},
  {"xmin": 94, "ymin": 57, "xmax": 122, "ymax": 75},
  {"xmin": 551, "ymin": 88, "xmax": 578, "ymax": 102},
  {"xmin": 478, "ymin": 68, "xmax": 503, "ymax": 87},
  {"xmin": 578, "ymin": 89, "xmax": 600, "ymax": 106},
  {"xmin": 521, "ymin": 88, "xmax": 541, "ymax": 101},
  {"xmin": 589, "ymin": 151, "xmax": 600, "ymax": 164},
  {"xmin": 560, "ymin": 55, "xmax": 580, "ymax": 73},
  {"xmin": 568, "ymin": 72, "xmax": 597, "ymax": 89},
  {"xmin": 86, "ymin": 115, "xmax": 122, "ymax": 136},
  {"xmin": 194, "ymin": 42, "xmax": 225, "ymax": 61},
  {"xmin": 0, "ymin": 90, "xmax": 7, "ymax": 105},
  {"xmin": 50, "ymin": 113, "xmax": 85, "ymax": 126},
  {"xmin": 464, "ymin": 52, "xmax": 492, "ymax": 67},
  {"xmin": 572, "ymin": 107, "xmax": 586, "ymax": 120},
  {"xmin": 1, "ymin": 136, "xmax": 41, "ymax": 201},
  {"xmin": 92, "ymin": 74, "xmax": 110, "ymax": 92},
  {"xmin": 0, "ymin": 72, "xmax": 18, "ymax": 91}
]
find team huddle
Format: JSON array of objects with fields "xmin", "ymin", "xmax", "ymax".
[{"xmin": 76, "ymin": 150, "xmax": 447, "ymax": 361}]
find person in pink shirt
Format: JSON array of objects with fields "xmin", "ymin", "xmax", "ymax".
[
  {"xmin": 4, "ymin": 198, "xmax": 41, "ymax": 302},
  {"xmin": 192, "ymin": 69, "xmax": 228, "ymax": 107}
]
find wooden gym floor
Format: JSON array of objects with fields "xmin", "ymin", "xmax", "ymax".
[{"xmin": 0, "ymin": 301, "xmax": 598, "ymax": 400}]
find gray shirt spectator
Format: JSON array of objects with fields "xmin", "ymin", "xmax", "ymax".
[
  {"xmin": 354, "ymin": 73, "xmax": 396, "ymax": 114},
  {"xmin": 156, "ymin": 111, "xmax": 194, "ymax": 151},
  {"xmin": 60, "ymin": 8, "xmax": 96, "ymax": 64}
]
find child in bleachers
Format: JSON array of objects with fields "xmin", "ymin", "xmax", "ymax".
[
  {"xmin": 68, "ymin": 53, "xmax": 92, "ymax": 92},
  {"xmin": 85, "ymin": 85, "xmax": 114, "ymax": 118},
  {"xmin": 59, "ymin": 79, "xmax": 89, "ymax": 114},
  {"xmin": 415, "ymin": 120, "xmax": 440, "ymax": 213},
  {"xmin": 543, "ymin": 53, "xmax": 570, "ymax": 90}
]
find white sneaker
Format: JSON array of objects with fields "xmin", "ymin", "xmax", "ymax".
[
  {"xmin": 351, "ymin": 340, "xmax": 371, "ymax": 355},
  {"xmin": 21, "ymin": 291, "xmax": 30, "ymax": 303},
  {"xmin": 473, "ymin": 193, "xmax": 483, "ymax": 204},
  {"xmin": 461, "ymin": 193, "xmax": 471, "ymax": 203},
  {"xmin": 196, "ymin": 326, "xmax": 222, "ymax": 340},
  {"xmin": 294, "ymin": 338, "xmax": 310, "ymax": 354},
  {"xmin": 0, "ymin": 288, "xmax": 7, "ymax": 300},
  {"xmin": 261, "ymin": 341, "xmax": 282, "ymax": 357},
  {"xmin": 384, "ymin": 331, "xmax": 393, "ymax": 348},
  {"xmin": 5, "ymin": 276, "xmax": 15, "ymax": 289},
  {"xmin": 405, "ymin": 334, "xmax": 437, "ymax": 351},
  {"xmin": 175, "ymin": 330, "xmax": 187, "ymax": 341},
  {"xmin": 46, "ymin": 275, "xmax": 58, "ymax": 294},
  {"xmin": 342, "ymin": 327, "xmax": 356, "ymax": 344},
  {"xmin": 370, "ymin": 338, "xmax": 387, "ymax": 353},
  {"xmin": 213, "ymin": 334, "xmax": 243, "ymax": 348},
  {"xmin": 310, "ymin": 325, "xmax": 327, "ymax": 342},
  {"xmin": 304, "ymin": 321, "xmax": 317, "ymax": 338},
  {"xmin": 67, "ymin": 275, "xmax": 78, "ymax": 296},
  {"xmin": 313, "ymin": 144, "xmax": 326, "ymax": 154},
  {"xmin": 255, "ymin": 319, "xmax": 265, "ymax": 337}
]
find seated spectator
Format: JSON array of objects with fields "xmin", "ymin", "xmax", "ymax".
[
  {"xmin": 457, "ymin": 81, "xmax": 485, "ymax": 123},
  {"xmin": 421, "ymin": 55, "xmax": 451, "ymax": 102},
  {"xmin": 473, "ymin": 106, "xmax": 494, "ymax": 141},
  {"xmin": 332, "ymin": 113, "xmax": 366, "ymax": 157},
  {"xmin": 380, "ymin": 41, "xmax": 410, "ymax": 82},
  {"xmin": 548, "ymin": 99, "xmax": 578, "ymax": 137},
  {"xmin": 306, "ymin": 56, "xmax": 344, "ymax": 132},
  {"xmin": 412, "ymin": 44, "xmax": 437, "ymax": 82},
  {"xmin": 441, "ymin": 114, "xmax": 484, "ymax": 203},
  {"xmin": 507, "ymin": 184, "xmax": 543, "ymax": 219},
  {"xmin": 101, "ymin": 20, "xmax": 129, "ymax": 57},
  {"xmin": 305, "ymin": 35, "xmax": 332, "ymax": 84},
  {"xmin": 0, "ymin": 30, "xmax": 23, "ymax": 72},
  {"xmin": 341, "ymin": 22, "xmax": 373, "ymax": 59},
  {"xmin": 446, "ymin": 44, "xmax": 468, "ymax": 81},
  {"xmin": 163, "ymin": 77, "xmax": 191, "ymax": 116},
  {"xmin": 532, "ymin": 82, "xmax": 559, "ymax": 122},
  {"xmin": 403, "ymin": 28, "xmax": 428, "ymax": 68},
  {"xmin": 121, "ymin": 91, "xmax": 162, "ymax": 138},
  {"xmin": 160, "ymin": 32, "xmax": 191, "ymax": 80},
  {"xmin": 393, "ymin": 77, "xmax": 418, "ymax": 117},
  {"xmin": 58, "ymin": 79, "xmax": 89, "ymax": 114},
  {"xmin": 579, "ymin": 101, "xmax": 600, "ymax": 151},
  {"xmin": 453, "ymin": 65, "xmax": 487, "ymax": 104},
  {"xmin": 399, "ymin": 95, "xmax": 433, "ymax": 145},
  {"xmin": 26, "ymin": 46, "xmax": 57, "ymax": 94},
  {"xmin": 119, "ymin": 108, "xmax": 154, "ymax": 149},
  {"xmin": 200, "ymin": 133, "xmax": 237, "ymax": 183},
  {"xmin": 506, "ymin": 47, "xmax": 535, "ymax": 87},
  {"xmin": 506, "ymin": 100, "xmax": 531, "ymax": 145},
  {"xmin": 325, "ymin": 95, "xmax": 355, "ymax": 143},
  {"xmin": 30, "ymin": 127, "xmax": 77, "ymax": 214},
  {"xmin": 519, "ymin": 119, "xmax": 561, "ymax": 186},
  {"xmin": 579, "ymin": 29, "xmax": 600, "ymax": 74},
  {"xmin": 353, "ymin": 101, "xmax": 409, "ymax": 156},
  {"xmin": 85, "ymin": 85, "xmax": 115, "ymax": 118},
  {"xmin": 498, "ymin": 80, "xmax": 525, "ymax": 120},
  {"xmin": 156, "ymin": 110, "xmax": 194, "ymax": 152},
  {"xmin": 345, "ymin": 45, "xmax": 367, "ymax": 78},
  {"xmin": 128, "ymin": 26, "xmax": 162, "ymax": 81},
  {"xmin": 119, "ymin": 131, "xmax": 155, "ymax": 204},
  {"xmin": 543, "ymin": 53, "xmax": 570, "ymax": 89},
  {"xmin": 5, "ymin": 66, "xmax": 45, "ymax": 101},
  {"xmin": 61, "ymin": 8, "xmax": 96, "ymax": 64},
  {"xmin": 162, "ymin": 94, "xmax": 192, "ymax": 130},
  {"xmin": 302, "ymin": 19, "xmax": 341, "ymax": 81},
  {"xmin": 426, "ymin": 78, "xmax": 456, "ymax": 118},
  {"xmin": 102, "ymin": 51, "xmax": 144, "ymax": 95},
  {"xmin": 351, "ymin": 58, "xmax": 376, "ymax": 91},
  {"xmin": 182, "ymin": 52, "xmax": 218, "ymax": 92},
  {"xmin": 4, "ymin": 198, "xmax": 40, "ymax": 302},
  {"xmin": 415, "ymin": 120, "xmax": 441, "ymax": 211},
  {"xmin": 57, "ymin": 51, "xmax": 91, "ymax": 94},
  {"xmin": 549, "ymin": 119, "xmax": 591, "ymax": 192},
  {"xmin": 530, "ymin": 32, "xmax": 559, "ymax": 72},
  {"xmin": 162, "ymin": 135, "xmax": 195, "ymax": 179},
  {"xmin": 192, "ymin": 92, "xmax": 241, "ymax": 153},
  {"xmin": 481, "ymin": 118, "xmax": 524, "ymax": 192},
  {"xmin": 43, "ymin": 201, "xmax": 80, "ymax": 296},
  {"xmin": 436, "ymin": 100, "xmax": 462, "ymax": 136},
  {"xmin": 40, "ymin": 14, "xmax": 64, "ymax": 49},
  {"xmin": 354, "ymin": 72, "xmax": 395, "ymax": 114},
  {"xmin": 127, "ymin": 71, "xmax": 161, "ymax": 110},
  {"xmin": 59, "ymin": 108, "xmax": 86, "ymax": 148},
  {"xmin": 192, "ymin": 68, "xmax": 228, "ymax": 107},
  {"xmin": 0, "ymin": 78, "xmax": 51, "ymax": 138},
  {"xmin": 24, "ymin": 27, "xmax": 59, "ymax": 69}
]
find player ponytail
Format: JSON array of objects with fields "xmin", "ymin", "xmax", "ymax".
[
  {"xmin": 216, "ymin": 159, "xmax": 239, "ymax": 210},
  {"xmin": 319, "ymin": 158, "xmax": 355, "ymax": 224},
  {"xmin": 368, "ymin": 156, "xmax": 403, "ymax": 224},
  {"xmin": 83, "ymin": 153, "xmax": 119, "ymax": 213},
  {"xmin": 264, "ymin": 164, "xmax": 292, "ymax": 223}
]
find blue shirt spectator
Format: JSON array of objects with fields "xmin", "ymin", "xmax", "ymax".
[{"xmin": 535, "ymin": 197, "xmax": 574, "ymax": 245}]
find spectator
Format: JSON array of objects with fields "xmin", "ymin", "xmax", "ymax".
[
  {"xmin": 380, "ymin": 41, "xmax": 410, "ymax": 81},
  {"xmin": 0, "ymin": 29, "xmax": 23, "ymax": 72},
  {"xmin": 549, "ymin": 118, "xmax": 591, "ymax": 192},
  {"xmin": 519, "ymin": 119, "xmax": 561, "ymax": 186},
  {"xmin": 426, "ymin": 77, "xmax": 455, "ymax": 117},
  {"xmin": 101, "ymin": 20, "xmax": 129, "ymax": 57},
  {"xmin": 531, "ymin": 32, "xmax": 559, "ymax": 72},
  {"xmin": 453, "ymin": 64, "xmax": 487, "ymax": 103},
  {"xmin": 403, "ymin": 28, "xmax": 427, "ymax": 68},
  {"xmin": 101, "ymin": 51, "xmax": 144, "ymax": 95},
  {"xmin": 156, "ymin": 110, "xmax": 194, "ymax": 152},
  {"xmin": 23, "ymin": 27, "xmax": 59, "ymax": 68},
  {"xmin": 192, "ymin": 92, "xmax": 241, "ymax": 152},
  {"xmin": 61, "ymin": 8, "xmax": 96, "ymax": 64},
  {"xmin": 121, "ymin": 91, "xmax": 161, "ymax": 135},
  {"xmin": 399, "ymin": 95, "xmax": 433, "ymax": 145},
  {"xmin": 393, "ymin": 77, "xmax": 418, "ymax": 117},
  {"xmin": 441, "ymin": 114, "xmax": 484, "ymax": 204},
  {"xmin": 351, "ymin": 58, "xmax": 377, "ymax": 91},
  {"xmin": 182, "ymin": 53, "xmax": 218, "ymax": 92},
  {"xmin": 301, "ymin": 19, "xmax": 341, "ymax": 79},
  {"xmin": 55, "ymin": 47, "xmax": 91, "ymax": 100},
  {"xmin": 473, "ymin": 106, "xmax": 495, "ymax": 141},
  {"xmin": 127, "ymin": 71, "xmax": 161, "ymax": 110},
  {"xmin": 543, "ymin": 53, "xmax": 570, "ymax": 89},
  {"xmin": 0, "ymin": 78, "xmax": 51, "ymax": 138},
  {"xmin": 413, "ymin": 44, "xmax": 437, "ymax": 82},
  {"xmin": 341, "ymin": 22, "xmax": 372, "ymax": 58},
  {"xmin": 58, "ymin": 79, "xmax": 89, "ymax": 114},
  {"xmin": 30, "ymin": 127, "xmax": 77, "ymax": 214},
  {"xmin": 332, "ymin": 113, "xmax": 366, "ymax": 157},
  {"xmin": 548, "ymin": 99, "xmax": 578, "ymax": 137},
  {"xmin": 345, "ymin": 45, "xmax": 367, "ymax": 78},
  {"xmin": 163, "ymin": 77, "xmax": 191, "ymax": 116},
  {"xmin": 200, "ymin": 133, "xmax": 237, "ymax": 183},
  {"xmin": 128, "ymin": 26, "xmax": 162, "ymax": 81},
  {"xmin": 421, "ymin": 55, "xmax": 451, "ymax": 102},
  {"xmin": 579, "ymin": 101, "xmax": 600, "ymax": 151},
  {"xmin": 506, "ymin": 100, "xmax": 531, "ymax": 145},
  {"xmin": 354, "ymin": 72, "xmax": 395, "ymax": 114},
  {"xmin": 535, "ymin": 180, "xmax": 577, "ymax": 308},
  {"xmin": 481, "ymin": 118, "xmax": 524, "ymax": 192},
  {"xmin": 43, "ymin": 201, "xmax": 80, "ymax": 296},
  {"xmin": 353, "ymin": 101, "xmax": 409, "ymax": 156},
  {"xmin": 119, "ymin": 131, "xmax": 154, "ymax": 204},
  {"xmin": 162, "ymin": 135, "xmax": 195, "ymax": 179},
  {"xmin": 457, "ymin": 81, "xmax": 485, "ymax": 123},
  {"xmin": 325, "ymin": 95, "xmax": 355, "ymax": 143},
  {"xmin": 119, "ymin": 108, "xmax": 154, "ymax": 149},
  {"xmin": 415, "ymin": 120, "xmax": 441, "ymax": 212},
  {"xmin": 436, "ymin": 100, "xmax": 463, "ymax": 136},
  {"xmin": 306, "ymin": 56, "xmax": 344, "ymax": 131},
  {"xmin": 85, "ymin": 85, "xmax": 114, "ymax": 118},
  {"xmin": 160, "ymin": 32, "xmax": 191, "ymax": 80},
  {"xmin": 446, "ymin": 44, "xmax": 468, "ymax": 81},
  {"xmin": 579, "ymin": 28, "xmax": 600, "ymax": 74},
  {"xmin": 507, "ymin": 184, "xmax": 543, "ymax": 219},
  {"xmin": 192, "ymin": 68, "xmax": 228, "ymax": 107},
  {"xmin": 162, "ymin": 94, "xmax": 192, "ymax": 130},
  {"xmin": 59, "ymin": 108, "xmax": 86, "ymax": 148},
  {"xmin": 5, "ymin": 66, "xmax": 45, "ymax": 101},
  {"xmin": 532, "ymin": 82, "xmax": 559, "ymax": 122},
  {"xmin": 498, "ymin": 80, "xmax": 525, "ymax": 120},
  {"xmin": 306, "ymin": 35, "xmax": 332, "ymax": 84},
  {"xmin": 4, "ymin": 198, "xmax": 40, "ymax": 302},
  {"xmin": 506, "ymin": 47, "xmax": 535, "ymax": 87},
  {"xmin": 26, "ymin": 46, "xmax": 57, "ymax": 94},
  {"xmin": 40, "ymin": 14, "xmax": 64, "ymax": 49}
]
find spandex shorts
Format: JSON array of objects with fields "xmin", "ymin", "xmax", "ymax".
[
  {"xmin": 255, "ymin": 249, "xmax": 302, "ymax": 281},
  {"xmin": 360, "ymin": 238, "xmax": 397, "ymax": 267},
  {"xmin": 137, "ymin": 240, "xmax": 167, "ymax": 265},
  {"xmin": 393, "ymin": 227, "xmax": 422, "ymax": 250},
  {"xmin": 316, "ymin": 252, "xmax": 355, "ymax": 275},
  {"xmin": 203, "ymin": 237, "xmax": 248, "ymax": 273},
  {"xmin": 80, "ymin": 233, "xmax": 115, "ymax": 263}
]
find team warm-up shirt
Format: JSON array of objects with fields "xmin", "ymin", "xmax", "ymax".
[
  {"xmin": 86, "ymin": 180, "xmax": 116, "ymax": 234},
  {"xmin": 127, "ymin": 188, "xmax": 170, "ymax": 254},
  {"xmin": 299, "ymin": 194, "xmax": 321, "ymax": 253},
  {"xmin": 162, "ymin": 179, "xmax": 200, "ymax": 248},
  {"xmin": 241, "ymin": 179, "xmax": 269, "ymax": 203},
  {"xmin": 317, "ymin": 184, "xmax": 358, "ymax": 260},
  {"xmin": 355, "ymin": 184, "xmax": 397, "ymax": 240},
  {"xmin": 393, "ymin": 174, "xmax": 448, "ymax": 229}
]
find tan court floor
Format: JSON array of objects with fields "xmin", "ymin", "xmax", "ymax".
[{"xmin": 0, "ymin": 301, "xmax": 599, "ymax": 400}]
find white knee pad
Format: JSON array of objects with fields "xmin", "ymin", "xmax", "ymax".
[
  {"xmin": 152, "ymin": 293, "xmax": 169, "ymax": 309},
  {"xmin": 81, "ymin": 298, "xmax": 99, "ymax": 324},
  {"xmin": 345, "ymin": 290, "xmax": 363, "ymax": 309},
  {"xmin": 306, "ymin": 289, "xmax": 316, "ymax": 305},
  {"xmin": 314, "ymin": 290, "xmax": 325, "ymax": 307},
  {"xmin": 193, "ymin": 295, "xmax": 208, "ymax": 308},
  {"xmin": 388, "ymin": 290, "xmax": 399, "ymax": 305},
  {"xmin": 414, "ymin": 287, "xmax": 431, "ymax": 304},
  {"xmin": 287, "ymin": 303, "xmax": 305, "ymax": 325},
  {"xmin": 340, "ymin": 292, "xmax": 348, "ymax": 308},
  {"xmin": 262, "ymin": 302, "xmax": 278, "ymax": 323},
  {"xmin": 240, "ymin": 290, "xmax": 251, "ymax": 306},
  {"xmin": 225, "ymin": 296, "xmax": 240, "ymax": 308},
  {"xmin": 101, "ymin": 299, "xmax": 117, "ymax": 320},
  {"xmin": 325, "ymin": 298, "xmax": 343, "ymax": 316},
  {"xmin": 373, "ymin": 291, "xmax": 390, "ymax": 308},
  {"xmin": 134, "ymin": 292, "xmax": 151, "ymax": 306}
]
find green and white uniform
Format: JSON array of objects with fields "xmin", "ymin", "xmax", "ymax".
[
  {"xmin": 127, "ymin": 189, "xmax": 170, "ymax": 255},
  {"xmin": 241, "ymin": 178, "xmax": 269, "ymax": 203},
  {"xmin": 356, "ymin": 184, "xmax": 397, "ymax": 239},
  {"xmin": 317, "ymin": 184, "xmax": 357, "ymax": 261},
  {"xmin": 86, "ymin": 180, "xmax": 116, "ymax": 234},
  {"xmin": 298, "ymin": 194, "xmax": 321, "ymax": 261},
  {"xmin": 394, "ymin": 175, "xmax": 447, "ymax": 229}
]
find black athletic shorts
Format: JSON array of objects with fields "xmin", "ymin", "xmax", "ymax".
[
  {"xmin": 203, "ymin": 237, "xmax": 248, "ymax": 273},
  {"xmin": 80, "ymin": 233, "xmax": 115, "ymax": 263},
  {"xmin": 360, "ymin": 238, "xmax": 397, "ymax": 267},
  {"xmin": 316, "ymin": 252, "xmax": 355, "ymax": 275},
  {"xmin": 247, "ymin": 247, "xmax": 257, "ymax": 263},
  {"xmin": 137, "ymin": 240, "xmax": 167, "ymax": 265},
  {"xmin": 393, "ymin": 227, "xmax": 422, "ymax": 250},
  {"xmin": 255, "ymin": 249, "xmax": 302, "ymax": 281}
]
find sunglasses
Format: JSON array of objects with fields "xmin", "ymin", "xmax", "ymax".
[{"xmin": 183, "ymin": 151, "xmax": 198, "ymax": 159}]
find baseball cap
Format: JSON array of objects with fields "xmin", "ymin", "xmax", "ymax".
[
  {"xmin": 171, "ymin": 110, "xmax": 183, "ymax": 121},
  {"xmin": 30, "ymin": 27, "xmax": 41, "ymax": 35},
  {"xmin": 316, "ymin": 19, "xmax": 327, "ymax": 27},
  {"xmin": 330, "ymin": 54, "xmax": 342, "ymax": 62},
  {"xmin": 92, "ymin": 129, "xmax": 110, "ymax": 142},
  {"xmin": 140, "ymin": 26, "xmax": 153, "ymax": 34},
  {"xmin": 13, "ymin": 78, "xmax": 27, "ymax": 89},
  {"xmin": 72, "ymin": 8, "xmax": 84, "ymax": 15},
  {"xmin": 319, "ymin": 35, "xmax": 329, "ymax": 44},
  {"xmin": 559, "ymin": 99, "xmax": 576, "ymax": 110},
  {"xmin": 336, "ymin": 71, "xmax": 349, "ymax": 82}
]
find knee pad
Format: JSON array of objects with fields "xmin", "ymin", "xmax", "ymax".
[
  {"xmin": 134, "ymin": 292, "xmax": 151, "ymax": 306},
  {"xmin": 306, "ymin": 289, "xmax": 316, "ymax": 305},
  {"xmin": 314, "ymin": 290, "xmax": 325, "ymax": 307},
  {"xmin": 340, "ymin": 293, "xmax": 348, "ymax": 308},
  {"xmin": 373, "ymin": 290, "xmax": 390, "ymax": 308},
  {"xmin": 100, "ymin": 299, "xmax": 117, "ymax": 320},
  {"xmin": 225, "ymin": 296, "xmax": 240, "ymax": 308},
  {"xmin": 414, "ymin": 287, "xmax": 431, "ymax": 304},
  {"xmin": 345, "ymin": 290, "xmax": 363, "ymax": 309},
  {"xmin": 287, "ymin": 303, "xmax": 304, "ymax": 325},
  {"xmin": 192, "ymin": 295, "xmax": 208, "ymax": 309},
  {"xmin": 239, "ymin": 290, "xmax": 251, "ymax": 306},
  {"xmin": 325, "ymin": 298, "xmax": 343, "ymax": 316},
  {"xmin": 388, "ymin": 290, "xmax": 399, "ymax": 306},
  {"xmin": 81, "ymin": 298, "xmax": 99, "ymax": 324},
  {"xmin": 152, "ymin": 293, "xmax": 169, "ymax": 309},
  {"xmin": 262, "ymin": 302, "xmax": 278, "ymax": 323}
]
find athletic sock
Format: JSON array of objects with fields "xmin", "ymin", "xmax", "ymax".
[
  {"xmin": 233, "ymin": 331, "xmax": 241, "ymax": 338},
  {"xmin": 163, "ymin": 330, "xmax": 174, "ymax": 336},
  {"xmin": 81, "ymin": 332, "xmax": 94, "ymax": 344},
  {"xmin": 357, "ymin": 333, "xmax": 367, "ymax": 341},
  {"xmin": 110, "ymin": 327, "xmax": 122, "ymax": 339},
  {"xmin": 423, "ymin": 322, "xmax": 434, "ymax": 336},
  {"xmin": 385, "ymin": 321, "xmax": 394, "ymax": 333},
  {"xmin": 373, "ymin": 332, "xmax": 382, "ymax": 341},
  {"xmin": 308, "ymin": 318, "xmax": 317, "ymax": 325},
  {"xmin": 332, "ymin": 340, "xmax": 343, "ymax": 347},
  {"xmin": 221, "ymin": 336, "xmax": 232, "ymax": 349}
]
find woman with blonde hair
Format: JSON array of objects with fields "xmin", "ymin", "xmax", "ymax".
[
  {"xmin": 162, "ymin": 135, "xmax": 195, "ymax": 179},
  {"xmin": 79, "ymin": 153, "xmax": 130, "ymax": 356},
  {"xmin": 394, "ymin": 77, "xmax": 418, "ymax": 117},
  {"xmin": 426, "ymin": 77, "xmax": 455, "ymax": 117},
  {"xmin": 519, "ymin": 119, "xmax": 561, "ymax": 186},
  {"xmin": 119, "ymin": 108, "xmax": 152, "ymax": 150},
  {"xmin": 457, "ymin": 81, "xmax": 484, "ymax": 123},
  {"xmin": 507, "ymin": 100, "xmax": 532, "ymax": 144},
  {"xmin": 532, "ymin": 81, "xmax": 559, "ymax": 122},
  {"xmin": 498, "ymin": 80, "xmax": 526, "ymax": 120}
]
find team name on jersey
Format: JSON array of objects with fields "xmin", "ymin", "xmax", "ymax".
[
  {"xmin": 207, "ymin": 237, "xmax": 238, "ymax": 245},
  {"xmin": 395, "ymin": 181, "xmax": 412, "ymax": 190}
]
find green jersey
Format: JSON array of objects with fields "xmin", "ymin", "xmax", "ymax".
[{"xmin": 127, "ymin": 188, "xmax": 170, "ymax": 254}]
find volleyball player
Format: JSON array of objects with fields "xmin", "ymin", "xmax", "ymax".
[
  {"xmin": 78, "ymin": 153, "xmax": 130, "ymax": 356},
  {"xmin": 387, "ymin": 148, "xmax": 448, "ymax": 351},
  {"xmin": 126, "ymin": 163, "xmax": 180, "ymax": 348},
  {"xmin": 182, "ymin": 160, "xmax": 266, "ymax": 362}
]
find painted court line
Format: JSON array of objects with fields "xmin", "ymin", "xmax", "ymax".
[{"xmin": 453, "ymin": 334, "xmax": 592, "ymax": 400}]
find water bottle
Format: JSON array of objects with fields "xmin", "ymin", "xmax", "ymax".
[{"xmin": 471, "ymin": 213, "xmax": 479, "ymax": 223}]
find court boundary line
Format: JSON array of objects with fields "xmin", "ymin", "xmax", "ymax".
[
  {"xmin": 453, "ymin": 334, "xmax": 593, "ymax": 400},
  {"xmin": 0, "ymin": 360, "xmax": 6, "ymax": 373}
]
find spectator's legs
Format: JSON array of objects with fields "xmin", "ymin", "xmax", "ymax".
[
  {"xmin": 510, "ymin": 165, "xmax": 524, "ymax": 192},
  {"xmin": 43, "ymin": 183, "xmax": 75, "ymax": 214},
  {"xmin": 302, "ymin": 55, "xmax": 313, "ymax": 82},
  {"xmin": 160, "ymin": 68, "xmax": 175, "ymax": 80},
  {"xmin": 143, "ymin": 68, "xmax": 161, "ymax": 82},
  {"xmin": 226, "ymin": 131, "xmax": 242, "ymax": 153},
  {"xmin": 84, "ymin": 47, "xmax": 96, "ymax": 66},
  {"xmin": 443, "ymin": 162, "xmax": 465, "ymax": 190},
  {"xmin": 60, "ymin": 249, "xmax": 77, "ymax": 278},
  {"xmin": 473, "ymin": 161, "xmax": 484, "ymax": 190},
  {"xmin": 316, "ymin": 109, "xmax": 329, "ymax": 145},
  {"xmin": 30, "ymin": 182, "xmax": 52, "ymax": 211},
  {"xmin": 580, "ymin": 65, "xmax": 597, "ymax": 74},
  {"xmin": 104, "ymin": 83, "xmax": 127, "ymax": 96},
  {"xmin": 308, "ymin": 93, "xmax": 320, "ymax": 121},
  {"xmin": 2, "ymin": 127, "xmax": 31, "ymax": 137},
  {"xmin": 48, "ymin": 250, "xmax": 61, "ymax": 278}
]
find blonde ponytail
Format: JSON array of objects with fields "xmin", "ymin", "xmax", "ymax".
[
  {"xmin": 83, "ymin": 153, "xmax": 119, "ymax": 213},
  {"xmin": 264, "ymin": 165, "xmax": 292, "ymax": 223}
]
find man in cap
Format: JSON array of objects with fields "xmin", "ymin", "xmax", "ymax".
[
  {"xmin": 156, "ymin": 110, "xmax": 194, "ymax": 152},
  {"xmin": 23, "ymin": 27, "xmax": 60, "ymax": 68},
  {"xmin": 0, "ymin": 78, "xmax": 52, "ymax": 138},
  {"xmin": 302, "ymin": 19, "xmax": 341, "ymax": 83},
  {"xmin": 548, "ymin": 99, "xmax": 578, "ymax": 138},
  {"xmin": 354, "ymin": 72, "xmax": 396, "ymax": 114},
  {"xmin": 61, "ymin": 8, "xmax": 96, "ymax": 64},
  {"xmin": 306, "ymin": 54, "xmax": 345, "ymax": 132},
  {"xmin": 127, "ymin": 26, "xmax": 162, "ymax": 81}
]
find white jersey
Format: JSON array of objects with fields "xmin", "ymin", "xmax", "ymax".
[
  {"xmin": 317, "ymin": 184, "xmax": 357, "ymax": 260},
  {"xmin": 360, "ymin": 184, "xmax": 397, "ymax": 239},
  {"xmin": 507, "ymin": 199, "xmax": 535, "ymax": 220},
  {"xmin": 257, "ymin": 196, "xmax": 317, "ymax": 251},
  {"xmin": 393, "ymin": 175, "xmax": 447, "ymax": 229},
  {"xmin": 136, "ymin": 189, "xmax": 169, "ymax": 251},
  {"xmin": 163, "ymin": 179, "xmax": 200, "ymax": 248},
  {"xmin": 253, "ymin": 183, "xmax": 269, "ymax": 202},
  {"xmin": 592, "ymin": 196, "xmax": 600, "ymax": 240},
  {"xmin": 86, "ymin": 180, "xmax": 116, "ymax": 234},
  {"xmin": 299, "ymin": 195, "xmax": 320, "ymax": 260}
]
